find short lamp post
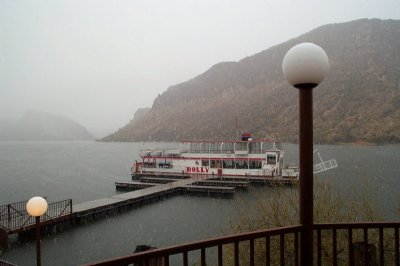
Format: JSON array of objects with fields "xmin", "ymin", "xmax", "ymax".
[
  {"xmin": 282, "ymin": 43, "xmax": 329, "ymax": 266},
  {"xmin": 26, "ymin": 196, "xmax": 48, "ymax": 266}
]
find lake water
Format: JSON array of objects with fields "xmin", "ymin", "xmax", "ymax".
[{"xmin": 0, "ymin": 141, "xmax": 399, "ymax": 265}]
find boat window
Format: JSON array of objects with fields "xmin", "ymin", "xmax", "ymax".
[
  {"xmin": 235, "ymin": 160, "xmax": 248, "ymax": 169},
  {"xmin": 249, "ymin": 160, "xmax": 262, "ymax": 169},
  {"xmin": 210, "ymin": 160, "xmax": 221, "ymax": 168},
  {"xmin": 202, "ymin": 160, "xmax": 209, "ymax": 166},
  {"xmin": 143, "ymin": 161, "xmax": 156, "ymax": 168},
  {"xmin": 267, "ymin": 154, "xmax": 276, "ymax": 164},
  {"xmin": 222, "ymin": 160, "xmax": 235, "ymax": 169},
  {"xmin": 158, "ymin": 159, "xmax": 173, "ymax": 169}
]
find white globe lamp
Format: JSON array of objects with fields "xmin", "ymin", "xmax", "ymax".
[
  {"xmin": 282, "ymin": 42, "xmax": 329, "ymax": 89},
  {"xmin": 26, "ymin": 197, "xmax": 48, "ymax": 217},
  {"xmin": 26, "ymin": 196, "xmax": 48, "ymax": 266},
  {"xmin": 282, "ymin": 42, "xmax": 329, "ymax": 266}
]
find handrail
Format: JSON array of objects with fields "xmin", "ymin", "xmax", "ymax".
[
  {"xmin": 315, "ymin": 221, "xmax": 400, "ymax": 229},
  {"xmin": 85, "ymin": 225, "xmax": 302, "ymax": 265},
  {"xmin": 86, "ymin": 222, "xmax": 400, "ymax": 266},
  {"xmin": 0, "ymin": 259, "xmax": 17, "ymax": 266}
]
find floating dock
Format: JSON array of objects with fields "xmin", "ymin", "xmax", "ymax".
[
  {"xmin": 0, "ymin": 176, "xmax": 206, "ymax": 238},
  {"xmin": 193, "ymin": 180, "xmax": 249, "ymax": 190},
  {"xmin": 0, "ymin": 174, "xmax": 296, "ymax": 244},
  {"xmin": 74, "ymin": 175, "xmax": 207, "ymax": 221},
  {"xmin": 208, "ymin": 176, "xmax": 297, "ymax": 185},
  {"xmin": 115, "ymin": 181, "xmax": 236, "ymax": 196},
  {"xmin": 139, "ymin": 177, "xmax": 180, "ymax": 184},
  {"xmin": 132, "ymin": 172, "xmax": 189, "ymax": 180}
]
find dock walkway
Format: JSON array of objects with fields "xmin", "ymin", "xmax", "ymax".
[
  {"xmin": 73, "ymin": 175, "xmax": 207, "ymax": 220},
  {"xmin": 0, "ymin": 176, "xmax": 207, "ymax": 237},
  {"xmin": 1, "ymin": 174, "xmax": 296, "ymax": 239}
]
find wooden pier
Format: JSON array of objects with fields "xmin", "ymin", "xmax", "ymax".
[
  {"xmin": 132, "ymin": 172, "xmax": 189, "ymax": 180},
  {"xmin": 115, "ymin": 181, "xmax": 158, "ymax": 190},
  {"xmin": 115, "ymin": 181, "xmax": 237, "ymax": 196},
  {"xmin": 193, "ymin": 180, "xmax": 249, "ymax": 190},
  {"xmin": 73, "ymin": 175, "xmax": 210, "ymax": 221},
  {"xmin": 139, "ymin": 177, "xmax": 181, "ymax": 184},
  {"xmin": 208, "ymin": 176, "xmax": 298, "ymax": 185},
  {"xmin": 0, "ymin": 174, "xmax": 296, "ymax": 246}
]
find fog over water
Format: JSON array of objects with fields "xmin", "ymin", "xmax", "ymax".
[{"xmin": 1, "ymin": 0, "xmax": 400, "ymax": 137}]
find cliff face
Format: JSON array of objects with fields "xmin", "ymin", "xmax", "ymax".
[
  {"xmin": 0, "ymin": 110, "xmax": 94, "ymax": 141},
  {"xmin": 104, "ymin": 19, "xmax": 400, "ymax": 144}
]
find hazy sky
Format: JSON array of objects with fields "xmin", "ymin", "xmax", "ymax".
[{"xmin": 1, "ymin": 0, "xmax": 399, "ymax": 137}]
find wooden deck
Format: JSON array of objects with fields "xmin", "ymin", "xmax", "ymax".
[
  {"xmin": 208, "ymin": 176, "xmax": 298, "ymax": 185},
  {"xmin": 0, "ymin": 174, "xmax": 295, "ymax": 239},
  {"xmin": 115, "ymin": 181, "xmax": 158, "ymax": 190},
  {"xmin": 74, "ymin": 175, "xmax": 208, "ymax": 220},
  {"xmin": 1, "ymin": 175, "xmax": 228, "ymax": 237},
  {"xmin": 139, "ymin": 177, "xmax": 181, "ymax": 184},
  {"xmin": 193, "ymin": 180, "xmax": 249, "ymax": 190}
]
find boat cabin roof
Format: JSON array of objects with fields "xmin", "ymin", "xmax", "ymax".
[{"xmin": 180, "ymin": 139, "xmax": 276, "ymax": 144}]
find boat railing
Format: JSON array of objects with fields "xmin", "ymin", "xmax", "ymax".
[
  {"xmin": 143, "ymin": 146, "xmax": 278, "ymax": 156},
  {"xmin": 164, "ymin": 150, "xmax": 181, "ymax": 156},
  {"xmin": 140, "ymin": 149, "xmax": 182, "ymax": 158}
]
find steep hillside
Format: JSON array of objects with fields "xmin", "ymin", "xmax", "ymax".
[
  {"xmin": 0, "ymin": 110, "xmax": 95, "ymax": 141},
  {"xmin": 104, "ymin": 19, "xmax": 400, "ymax": 144}
]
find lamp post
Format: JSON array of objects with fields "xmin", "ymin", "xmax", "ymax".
[
  {"xmin": 26, "ymin": 196, "xmax": 48, "ymax": 266},
  {"xmin": 282, "ymin": 43, "xmax": 329, "ymax": 266}
]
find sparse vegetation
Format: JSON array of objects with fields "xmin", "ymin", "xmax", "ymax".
[{"xmin": 219, "ymin": 178, "xmax": 395, "ymax": 265}]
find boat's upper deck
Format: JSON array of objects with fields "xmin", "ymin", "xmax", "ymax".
[
  {"xmin": 140, "ymin": 139, "xmax": 281, "ymax": 158},
  {"xmin": 180, "ymin": 139, "xmax": 280, "ymax": 154}
]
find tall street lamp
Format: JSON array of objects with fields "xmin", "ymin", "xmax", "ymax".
[
  {"xmin": 26, "ymin": 196, "xmax": 48, "ymax": 266},
  {"xmin": 282, "ymin": 43, "xmax": 329, "ymax": 266}
]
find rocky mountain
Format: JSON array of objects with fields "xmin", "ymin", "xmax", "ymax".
[
  {"xmin": 103, "ymin": 19, "xmax": 400, "ymax": 144},
  {"xmin": 0, "ymin": 110, "xmax": 95, "ymax": 141}
]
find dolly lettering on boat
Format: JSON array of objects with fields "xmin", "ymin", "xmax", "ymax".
[{"xmin": 186, "ymin": 167, "xmax": 209, "ymax": 173}]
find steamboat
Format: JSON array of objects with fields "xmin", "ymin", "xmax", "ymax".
[{"xmin": 132, "ymin": 133, "xmax": 299, "ymax": 180}]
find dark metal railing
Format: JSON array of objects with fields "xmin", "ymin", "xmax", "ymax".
[
  {"xmin": 0, "ymin": 199, "xmax": 72, "ymax": 234},
  {"xmin": 0, "ymin": 259, "xmax": 17, "ymax": 266},
  {"xmin": 86, "ymin": 222, "xmax": 400, "ymax": 266},
  {"xmin": 0, "ymin": 198, "xmax": 47, "ymax": 221},
  {"xmin": 315, "ymin": 222, "xmax": 400, "ymax": 266},
  {"xmin": 86, "ymin": 225, "xmax": 302, "ymax": 266}
]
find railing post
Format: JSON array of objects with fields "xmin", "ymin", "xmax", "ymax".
[
  {"xmin": 7, "ymin": 204, "xmax": 11, "ymax": 222},
  {"xmin": 35, "ymin": 216, "xmax": 41, "ymax": 266},
  {"xmin": 249, "ymin": 239, "xmax": 254, "ymax": 266},
  {"xmin": 299, "ymin": 88, "xmax": 314, "ymax": 266}
]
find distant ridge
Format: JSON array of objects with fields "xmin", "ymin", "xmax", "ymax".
[
  {"xmin": 103, "ymin": 19, "xmax": 400, "ymax": 144},
  {"xmin": 0, "ymin": 110, "xmax": 94, "ymax": 141}
]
